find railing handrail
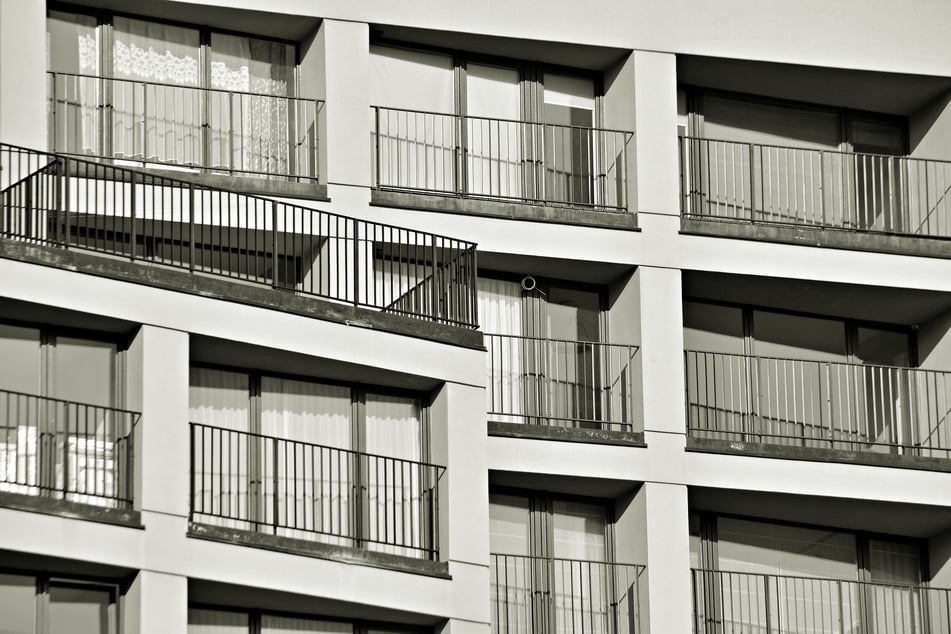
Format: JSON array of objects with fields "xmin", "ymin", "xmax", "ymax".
[
  {"xmin": 2, "ymin": 142, "xmax": 477, "ymax": 247},
  {"xmin": 681, "ymin": 134, "xmax": 950, "ymax": 168},
  {"xmin": 47, "ymin": 70, "xmax": 324, "ymax": 104},
  {"xmin": 486, "ymin": 332, "xmax": 639, "ymax": 351},
  {"xmin": 189, "ymin": 421, "xmax": 446, "ymax": 472},
  {"xmin": 692, "ymin": 567, "xmax": 938, "ymax": 592},
  {"xmin": 372, "ymin": 104, "xmax": 636, "ymax": 136},
  {"xmin": 685, "ymin": 348, "xmax": 948, "ymax": 375},
  {"xmin": 0, "ymin": 387, "xmax": 141, "ymax": 421},
  {"xmin": 492, "ymin": 552, "xmax": 644, "ymax": 569}
]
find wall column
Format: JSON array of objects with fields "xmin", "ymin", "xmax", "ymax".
[
  {"xmin": 0, "ymin": 0, "xmax": 47, "ymax": 148},
  {"xmin": 123, "ymin": 570, "xmax": 188, "ymax": 634}
]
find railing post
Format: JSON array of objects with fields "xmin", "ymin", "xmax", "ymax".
[
  {"xmin": 374, "ymin": 107, "xmax": 381, "ymax": 188},
  {"xmin": 126, "ymin": 414, "xmax": 135, "ymax": 508},
  {"xmin": 188, "ymin": 423, "xmax": 195, "ymax": 522},
  {"xmin": 837, "ymin": 580, "xmax": 846, "ymax": 634},
  {"xmin": 271, "ymin": 437, "xmax": 279, "ymax": 535},
  {"xmin": 50, "ymin": 73, "xmax": 58, "ymax": 153},
  {"xmin": 129, "ymin": 170, "xmax": 137, "ymax": 261},
  {"xmin": 431, "ymin": 241, "xmax": 439, "ymax": 321},
  {"xmin": 749, "ymin": 142, "xmax": 756, "ymax": 223},
  {"xmin": 271, "ymin": 200, "xmax": 279, "ymax": 288},
  {"xmin": 142, "ymin": 82, "xmax": 148, "ymax": 162},
  {"xmin": 188, "ymin": 183, "xmax": 195, "ymax": 271},
  {"xmin": 63, "ymin": 157, "xmax": 71, "ymax": 249},
  {"xmin": 763, "ymin": 573, "xmax": 772, "ymax": 634},
  {"xmin": 352, "ymin": 219, "xmax": 360, "ymax": 308}
]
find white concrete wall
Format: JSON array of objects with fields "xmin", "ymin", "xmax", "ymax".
[{"xmin": 0, "ymin": 0, "xmax": 46, "ymax": 148}]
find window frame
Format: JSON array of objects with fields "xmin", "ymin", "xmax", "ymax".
[{"xmin": 0, "ymin": 568, "xmax": 122, "ymax": 634}]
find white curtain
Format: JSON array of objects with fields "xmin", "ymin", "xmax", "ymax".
[
  {"xmin": 552, "ymin": 501, "xmax": 609, "ymax": 634},
  {"xmin": 112, "ymin": 17, "xmax": 202, "ymax": 166},
  {"xmin": 543, "ymin": 73, "xmax": 596, "ymax": 206},
  {"xmin": 188, "ymin": 608, "xmax": 249, "ymax": 634},
  {"xmin": 261, "ymin": 377, "xmax": 352, "ymax": 543},
  {"xmin": 210, "ymin": 33, "xmax": 293, "ymax": 176},
  {"xmin": 189, "ymin": 368, "xmax": 251, "ymax": 527},
  {"xmin": 467, "ymin": 64, "xmax": 522, "ymax": 200},
  {"xmin": 479, "ymin": 278, "xmax": 524, "ymax": 423},
  {"xmin": 364, "ymin": 393, "xmax": 425, "ymax": 556},
  {"xmin": 47, "ymin": 11, "xmax": 99, "ymax": 155}
]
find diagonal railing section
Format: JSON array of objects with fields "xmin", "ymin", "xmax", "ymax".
[
  {"xmin": 680, "ymin": 136, "xmax": 951, "ymax": 238},
  {"xmin": 485, "ymin": 334, "xmax": 640, "ymax": 432},
  {"xmin": 190, "ymin": 422, "xmax": 444, "ymax": 560},
  {"xmin": 0, "ymin": 144, "xmax": 479, "ymax": 328},
  {"xmin": 692, "ymin": 568, "xmax": 951, "ymax": 634},
  {"xmin": 373, "ymin": 106, "xmax": 634, "ymax": 212},
  {"xmin": 48, "ymin": 72, "xmax": 322, "ymax": 182},
  {"xmin": 685, "ymin": 350, "xmax": 951, "ymax": 457},
  {"xmin": 0, "ymin": 388, "xmax": 138, "ymax": 508},
  {"xmin": 492, "ymin": 554, "xmax": 645, "ymax": 634}
]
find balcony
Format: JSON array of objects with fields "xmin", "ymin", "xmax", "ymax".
[
  {"xmin": 0, "ymin": 144, "xmax": 479, "ymax": 329},
  {"xmin": 491, "ymin": 554, "xmax": 645, "ymax": 634},
  {"xmin": 48, "ymin": 72, "xmax": 322, "ymax": 183},
  {"xmin": 0, "ymin": 388, "xmax": 137, "ymax": 509},
  {"xmin": 372, "ymin": 107, "xmax": 633, "ymax": 213},
  {"xmin": 685, "ymin": 350, "xmax": 951, "ymax": 459},
  {"xmin": 485, "ymin": 334, "xmax": 640, "ymax": 435},
  {"xmin": 692, "ymin": 568, "xmax": 951, "ymax": 634},
  {"xmin": 680, "ymin": 136, "xmax": 951, "ymax": 242},
  {"xmin": 190, "ymin": 423, "xmax": 444, "ymax": 560}
]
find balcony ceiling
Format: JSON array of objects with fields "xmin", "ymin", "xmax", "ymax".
[
  {"xmin": 684, "ymin": 271, "xmax": 951, "ymax": 328},
  {"xmin": 679, "ymin": 55, "xmax": 951, "ymax": 116}
]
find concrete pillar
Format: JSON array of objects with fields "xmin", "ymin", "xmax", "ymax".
[
  {"xmin": 618, "ymin": 482, "xmax": 692, "ymax": 634},
  {"xmin": 312, "ymin": 19, "xmax": 371, "ymax": 190},
  {"xmin": 631, "ymin": 51, "xmax": 680, "ymax": 219},
  {"xmin": 430, "ymin": 380, "xmax": 491, "ymax": 632},
  {"xmin": 603, "ymin": 53, "xmax": 638, "ymax": 214},
  {"xmin": 122, "ymin": 570, "xmax": 188, "ymax": 634},
  {"xmin": 126, "ymin": 325, "xmax": 190, "ymax": 519},
  {"xmin": 635, "ymin": 266, "xmax": 686, "ymax": 436},
  {"xmin": 0, "ymin": 0, "xmax": 47, "ymax": 149}
]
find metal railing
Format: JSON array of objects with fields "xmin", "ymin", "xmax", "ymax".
[
  {"xmin": 485, "ymin": 334, "xmax": 639, "ymax": 431},
  {"xmin": 0, "ymin": 143, "xmax": 479, "ymax": 328},
  {"xmin": 680, "ymin": 136, "xmax": 951, "ymax": 238},
  {"xmin": 373, "ymin": 106, "xmax": 634, "ymax": 211},
  {"xmin": 0, "ymin": 388, "xmax": 137, "ymax": 508},
  {"xmin": 190, "ymin": 422, "xmax": 444, "ymax": 559},
  {"xmin": 48, "ymin": 72, "xmax": 322, "ymax": 182},
  {"xmin": 685, "ymin": 350, "xmax": 951, "ymax": 456},
  {"xmin": 692, "ymin": 568, "xmax": 951, "ymax": 634},
  {"xmin": 491, "ymin": 554, "xmax": 645, "ymax": 634}
]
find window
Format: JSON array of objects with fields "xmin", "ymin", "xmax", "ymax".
[
  {"xmin": 188, "ymin": 607, "xmax": 426, "ymax": 634},
  {"xmin": 0, "ymin": 572, "xmax": 118, "ymax": 634},
  {"xmin": 371, "ymin": 44, "xmax": 629, "ymax": 210},
  {"xmin": 0, "ymin": 322, "xmax": 132, "ymax": 507},
  {"xmin": 47, "ymin": 8, "xmax": 316, "ymax": 180},
  {"xmin": 189, "ymin": 367, "xmax": 437, "ymax": 558}
]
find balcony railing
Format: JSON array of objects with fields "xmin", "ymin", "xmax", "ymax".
[
  {"xmin": 680, "ymin": 136, "xmax": 951, "ymax": 238},
  {"xmin": 692, "ymin": 568, "xmax": 951, "ymax": 634},
  {"xmin": 0, "ymin": 144, "xmax": 479, "ymax": 328},
  {"xmin": 373, "ymin": 106, "xmax": 634, "ymax": 212},
  {"xmin": 190, "ymin": 423, "xmax": 444, "ymax": 559},
  {"xmin": 485, "ymin": 334, "xmax": 640, "ymax": 432},
  {"xmin": 685, "ymin": 350, "xmax": 951, "ymax": 457},
  {"xmin": 0, "ymin": 388, "xmax": 137, "ymax": 508},
  {"xmin": 491, "ymin": 554, "xmax": 645, "ymax": 634},
  {"xmin": 48, "ymin": 72, "xmax": 322, "ymax": 182}
]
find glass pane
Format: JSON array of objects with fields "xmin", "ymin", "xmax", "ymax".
[
  {"xmin": 188, "ymin": 608, "xmax": 249, "ymax": 633},
  {"xmin": 189, "ymin": 368, "xmax": 250, "ymax": 431},
  {"xmin": 851, "ymin": 119, "xmax": 904, "ymax": 155},
  {"xmin": 369, "ymin": 45, "xmax": 453, "ymax": 113},
  {"xmin": 52, "ymin": 337, "xmax": 116, "ymax": 408},
  {"xmin": 753, "ymin": 311, "xmax": 847, "ymax": 362},
  {"xmin": 869, "ymin": 539, "xmax": 921, "ymax": 584},
  {"xmin": 467, "ymin": 64, "xmax": 521, "ymax": 200},
  {"xmin": 263, "ymin": 615, "xmax": 352, "ymax": 634},
  {"xmin": 683, "ymin": 302, "xmax": 744, "ymax": 354},
  {"xmin": 0, "ymin": 324, "xmax": 41, "ymax": 394},
  {"xmin": 552, "ymin": 499, "xmax": 606, "ymax": 560},
  {"xmin": 855, "ymin": 328, "xmax": 911, "ymax": 367},
  {"xmin": 47, "ymin": 11, "xmax": 98, "ymax": 75},
  {"xmin": 364, "ymin": 393, "xmax": 421, "ymax": 461},
  {"xmin": 113, "ymin": 17, "xmax": 200, "ymax": 85},
  {"xmin": 546, "ymin": 287, "xmax": 600, "ymax": 343},
  {"xmin": 489, "ymin": 493, "xmax": 531, "ymax": 555},
  {"xmin": 261, "ymin": 377, "xmax": 351, "ymax": 447},
  {"xmin": 0, "ymin": 573, "xmax": 35, "ymax": 634},
  {"xmin": 210, "ymin": 33, "xmax": 293, "ymax": 95},
  {"xmin": 49, "ymin": 584, "xmax": 114, "ymax": 634}
]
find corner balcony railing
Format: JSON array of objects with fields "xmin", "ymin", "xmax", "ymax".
[
  {"xmin": 692, "ymin": 568, "xmax": 951, "ymax": 634},
  {"xmin": 0, "ymin": 144, "xmax": 479, "ymax": 328},
  {"xmin": 685, "ymin": 350, "xmax": 951, "ymax": 457},
  {"xmin": 491, "ymin": 554, "xmax": 645, "ymax": 634},
  {"xmin": 190, "ymin": 423, "xmax": 444, "ymax": 559},
  {"xmin": 0, "ymin": 388, "xmax": 137, "ymax": 508},
  {"xmin": 372, "ymin": 106, "xmax": 634, "ymax": 212},
  {"xmin": 485, "ymin": 334, "xmax": 640, "ymax": 432},
  {"xmin": 48, "ymin": 71, "xmax": 322, "ymax": 182},
  {"xmin": 680, "ymin": 136, "xmax": 951, "ymax": 237}
]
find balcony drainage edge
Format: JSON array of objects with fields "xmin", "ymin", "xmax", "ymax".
[
  {"xmin": 0, "ymin": 490, "xmax": 143, "ymax": 528},
  {"xmin": 487, "ymin": 421, "xmax": 646, "ymax": 446}
]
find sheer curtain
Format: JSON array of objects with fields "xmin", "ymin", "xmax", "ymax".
[
  {"xmin": 210, "ymin": 34, "xmax": 294, "ymax": 176},
  {"xmin": 189, "ymin": 368, "xmax": 250, "ymax": 527},
  {"xmin": 552, "ymin": 501, "xmax": 609, "ymax": 634},
  {"xmin": 261, "ymin": 377, "xmax": 352, "ymax": 543},
  {"xmin": 364, "ymin": 393, "xmax": 425, "ymax": 556},
  {"xmin": 467, "ymin": 64, "xmax": 522, "ymax": 200},
  {"xmin": 112, "ymin": 17, "xmax": 201, "ymax": 166},
  {"xmin": 0, "ymin": 325, "xmax": 41, "ymax": 498},
  {"xmin": 479, "ymin": 278, "xmax": 524, "ymax": 423},
  {"xmin": 489, "ymin": 494, "xmax": 532, "ymax": 634},
  {"xmin": 47, "ymin": 11, "xmax": 99, "ymax": 155}
]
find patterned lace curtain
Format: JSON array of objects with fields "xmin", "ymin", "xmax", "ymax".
[
  {"xmin": 210, "ymin": 34, "xmax": 294, "ymax": 176},
  {"xmin": 112, "ymin": 17, "xmax": 201, "ymax": 165}
]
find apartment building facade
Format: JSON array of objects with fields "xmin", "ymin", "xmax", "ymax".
[{"xmin": 3, "ymin": 1, "xmax": 951, "ymax": 633}]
